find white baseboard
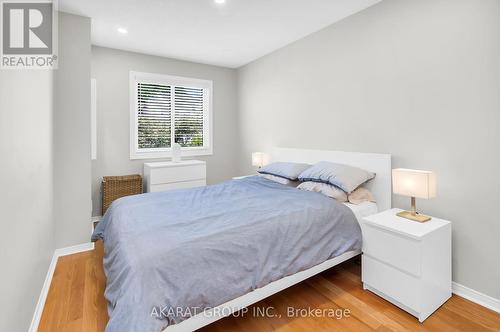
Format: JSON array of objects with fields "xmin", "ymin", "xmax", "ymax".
[
  {"xmin": 452, "ymin": 282, "xmax": 500, "ymax": 313},
  {"xmin": 54, "ymin": 242, "xmax": 95, "ymax": 257},
  {"xmin": 29, "ymin": 242, "xmax": 95, "ymax": 332},
  {"xmin": 28, "ymin": 251, "xmax": 59, "ymax": 332}
]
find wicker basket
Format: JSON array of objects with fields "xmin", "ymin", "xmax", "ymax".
[{"xmin": 102, "ymin": 174, "xmax": 142, "ymax": 215}]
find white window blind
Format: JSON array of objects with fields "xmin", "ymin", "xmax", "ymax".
[
  {"xmin": 137, "ymin": 83, "xmax": 172, "ymax": 149},
  {"xmin": 130, "ymin": 72, "xmax": 212, "ymax": 159},
  {"xmin": 174, "ymin": 86, "xmax": 204, "ymax": 147}
]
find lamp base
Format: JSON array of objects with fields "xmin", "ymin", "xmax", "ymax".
[{"xmin": 396, "ymin": 210, "xmax": 432, "ymax": 223}]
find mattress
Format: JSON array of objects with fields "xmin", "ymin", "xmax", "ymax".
[
  {"xmin": 344, "ymin": 201, "xmax": 378, "ymax": 221},
  {"xmin": 92, "ymin": 176, "xmax": 362, "ymax": 332}
]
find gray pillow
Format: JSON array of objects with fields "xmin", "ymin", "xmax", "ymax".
[
  {"xmin": 258, "ymin": 162, "xmax": 311, "ymax": 181},
  {"xmin": 258, "ymin": 174, "xmax": 300, "ymax": 187},
  {"xmin": 298, "ymin": 161, "xmax": 375, "ymax": 193}
]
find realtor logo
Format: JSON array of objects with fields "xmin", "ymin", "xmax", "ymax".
[{"xmin": 1, "ymin": 0, "xmax": 58, "ymax": 69}]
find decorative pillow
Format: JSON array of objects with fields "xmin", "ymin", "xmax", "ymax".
[
  {"xmin": 297, "ymin": 181, "xmax": 348, "ymax": 202},
  {"xmin": 258, "ymin": 173, "xmax": 299, "ymax": 187},
  {"xmin": 258, "ymin": 162, "xmax": 311, "ymax": 181},
  {"xmin": 298, "ymin": 161, "xmax": 375, "ymax": 193},
  {"xmin": 348, "ymin": 187, "xmax": 376, "ymax": 204}
]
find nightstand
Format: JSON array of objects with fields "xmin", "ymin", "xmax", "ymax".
[{"xmin": 360, "ymin": 208, "xmax": 451, "ymax": 322}]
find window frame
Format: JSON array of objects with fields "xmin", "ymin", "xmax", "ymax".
[{"xmin": 129, "ymin": 71, "xmax": 213, "ymax": 160}]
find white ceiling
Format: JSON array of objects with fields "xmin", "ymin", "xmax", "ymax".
[{"xmin": 59, "ymin": 0, "xmax": 381, "ymax": 68}]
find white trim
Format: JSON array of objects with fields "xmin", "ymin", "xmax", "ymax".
[
  {"xmin": 130, "ymin": 71, "xmax": 213, "ymax": 87},
  {"xmin": 129, "ymin": 71, "xmax": 213, "ymax": 160},
  {"xmin": 129, "ymin": 147, "xmax": 213, "ymax": 160},
  {"xmin": 163, "ymin": 250, "xmax": 361, "ymax": 332},
  {"xmin": 54, "ymin": 242, "xmax": 94, "ymax": 257},
  {"xmin": 28, "ymin": 250, "xmax": 59, "ymax": 332},
  {"xmin": 452, "ymin": 282, "xmax": 500, "ymax": 313},
  {"xmin": 29, "ymin": 242, "xmax": 95, "ymax": 332},
  {"xmin": 91, "ymin": 215, "xmax": 102, "ymax": 223}
]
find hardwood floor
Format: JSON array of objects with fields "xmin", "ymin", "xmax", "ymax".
[{"xmin": 38, "ymin": 241, "xmax": 500, "ymax": 332}]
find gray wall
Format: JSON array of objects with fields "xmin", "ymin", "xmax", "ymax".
[
  {"xmin": 0, "ymin": 11, "xmax": 92, "ymax": 331},
  {"xmin": 91, "ymin": 46, "xmax": 239, "ymax": 216},
  {"xmin": 0, "ymin": 72, "xmax": 54, "ymax": 331},
  {"xmin": 54, "ymin": 12, "xmax": 92, "ymax": 247},
  {"xmin": 237, "ymin": 0, "xmax": 500, "ymax": 299}
]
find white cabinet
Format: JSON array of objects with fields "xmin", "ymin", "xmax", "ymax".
[
  {"xmin": 360, "ymin": 208, "xmax": 451, "ymax": 322},
  {"xmin": 143, "ymin": 160, "xmax": 206, "ymax": 193}
]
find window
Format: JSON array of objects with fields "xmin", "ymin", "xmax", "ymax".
[{"xmin": 130, "ymin": 71, "xmax": 212, "ymax": 159}]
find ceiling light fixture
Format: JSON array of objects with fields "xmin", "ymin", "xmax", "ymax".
[
  {"xmin": 117, "ymin": 27, "xmax": 128, "ymax": 34},
  {"xmin": 214, "ymin": 0, "xmax": 225, "ymax": 4}
]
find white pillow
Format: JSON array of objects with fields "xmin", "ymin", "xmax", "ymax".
[
  {"xmin": 348, "ymin": 187, "xmax": 376, "ymax": 204},
  {"xmin": 258, "ymin": 174, "xmax": 299, "ymax": 187},
  {"xmin": 297, "ymin": 181, "xmax": 347, "ymax": 202}
]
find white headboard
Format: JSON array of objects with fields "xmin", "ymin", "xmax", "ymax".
[{"xmin": 270, "ymin": 147, "xmax": 392, "ymax": 212}]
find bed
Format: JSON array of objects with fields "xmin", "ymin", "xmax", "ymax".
[{"xmin": 92, "ymin": 148, "xmax": 391, "ymax": 332}]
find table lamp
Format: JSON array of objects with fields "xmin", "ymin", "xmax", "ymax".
[
  {"xmin": 392, "ymin": 168, "xmax": 436, "ymax": 222},
  {"xmin": 252, "ymin": 152, "xmax": 267, "ymax": 168}
]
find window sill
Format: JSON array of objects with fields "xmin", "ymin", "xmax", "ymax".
[{"xmin": 130, "ymin": 148, "xmax": 213, "ymax": 160}]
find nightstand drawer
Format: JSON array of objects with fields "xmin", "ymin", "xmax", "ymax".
[
  {"xmin": 150, "ymin": 179, "xmax": 206, "ymax": 192},
  {"xmin": 362, "ymin": 255, "xmax": 419, "ymax": 312},
  {"xmin": 362, "ymin": 223, "xmax": 421, "ymax": 277},
  {"xmin": 150, "ymin": 164, "xmax": 206, "ymax": 185}
]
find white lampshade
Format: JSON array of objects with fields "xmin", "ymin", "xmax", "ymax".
[
  {"xmin": 392, "ymin": 168, "xmax": 437, "ymax": 199},
  {"xmin": 252, "ymin": 152, "xmax": 268, "ymax": 168}
]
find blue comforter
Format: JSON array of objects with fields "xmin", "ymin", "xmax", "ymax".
[{"xmin": 92, "ymin": 176, "xmax": 362, "ymax": 332}]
